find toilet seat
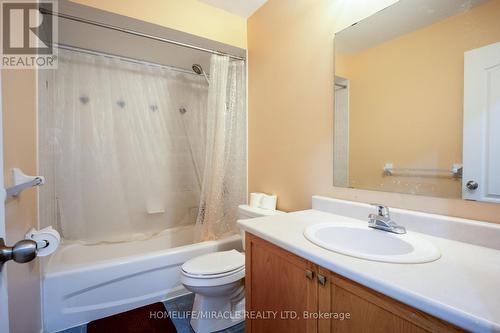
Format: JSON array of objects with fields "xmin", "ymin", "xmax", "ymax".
[
  {"xmin": 182, "ymin": 265, "xmax": 245, "ymax": 279},
  {"xmin": 181, "ymin": 250, "xmax": 245, "ymax": 287},
  {"xmin": 182, "ymin": 250, "xmax": 245, "ymax": 275},
  {"xmin": 181, "ymin": 267, "xmax": 245, "ymax": 287}
]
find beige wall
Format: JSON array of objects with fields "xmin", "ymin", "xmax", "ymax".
[
  {"xmin": 2, "ymin": 69, "xmax": 41, "ymax": 333},
  {"xmin": 69, "ymin": 0, "xmax": 247, "ymax": 48},
  {"xmin": 336, "ymin": 0, "xmax": 500, "ymax": 198},
  {"xmin": 247, "ymin": 0, "xmax": 500, "ymax": 223}
]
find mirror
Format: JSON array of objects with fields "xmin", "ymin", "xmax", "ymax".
[{"xmin": 333, "ymin": 0, "xmax": 500, "ymax": 203}]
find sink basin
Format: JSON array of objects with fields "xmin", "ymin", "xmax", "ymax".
[{"xmin": 304, "ymin": 223, "xmax": 440, "ymax": 263}]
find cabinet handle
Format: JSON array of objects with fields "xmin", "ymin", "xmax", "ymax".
[
  {"xmin": 317, "ymin": 273, "xmax": 327, "ymax": 286},
  {"xmin": 305, "ymin": 269, "xmax": 314, "ymax": 280}
]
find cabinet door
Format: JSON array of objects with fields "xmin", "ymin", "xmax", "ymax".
[
  {"xmin": 245, "ymin": 233, "xmax": 318, "ymax": 333},
  {"xmin": 318, "ymin": 269, "xmax": 464, "ymax": 333}
]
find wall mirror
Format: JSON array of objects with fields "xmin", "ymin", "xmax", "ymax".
[{"xmin": 333, "ymin": 0, "xmax": 500, "ymax": 203}]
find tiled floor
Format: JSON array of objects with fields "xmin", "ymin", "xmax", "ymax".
[
  {"xmin": 163, "ymin": 294, "xmax": 245, "ymax": 333},
  {"xmin": 57, "ymin": 324, "xmax": 87, "ymax": 333},
  {"xmin": 56, "ymin": 293, "xmax": 245, "ymax": 333}
]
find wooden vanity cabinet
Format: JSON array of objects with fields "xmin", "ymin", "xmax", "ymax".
[
  {"xmin": 245, "ymin": 233, "xmax": 465, "ymax": 333},
  {"xmin": 245, "ymin": 233, "xmax": 318, "ymax": 333}
]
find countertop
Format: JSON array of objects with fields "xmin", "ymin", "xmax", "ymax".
[{"xmin": 238, "ymin": 209, "xmax": 500, "ymax": 333}]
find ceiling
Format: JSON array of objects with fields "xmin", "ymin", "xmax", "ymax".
[
  {"xmin": 198, "ymin": 0, "xmax": 268, "ymax": 18},
  {"xmin": 335, "ymin": 0, "xmax": 490, "ymax": 54}
]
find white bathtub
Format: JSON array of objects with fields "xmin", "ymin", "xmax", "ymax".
[{"xmin": 43, "ymin": 225, "xmax": 242, "ymax": 332}]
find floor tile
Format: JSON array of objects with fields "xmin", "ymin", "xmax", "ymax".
[
  {"xmin": 164, "ymin": 294, "xmax": 196, "ymax": 333},
  {"xmin": 163, "ymin": 293, "xmax": 245, "ymax": 333},
  {"xmin": 56, "ymin": 324, "xmax": 87, "ymax": 333}
]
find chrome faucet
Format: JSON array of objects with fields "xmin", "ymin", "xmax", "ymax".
[{"xmin": 368, "ymin": 204, "xmax": 406, "ymax": 234}]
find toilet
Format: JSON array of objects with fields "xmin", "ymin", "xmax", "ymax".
[{"xmin": 181, "ymin": 204, "xmax": 285, "ymax": 333}]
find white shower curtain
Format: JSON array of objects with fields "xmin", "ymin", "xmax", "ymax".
[
  {"xmin": 195, "ymin": 55, "xmax": 247, "ymax": 240},
  {"xmin": 39, "ymin": 49, "xmax": 209, "ymax": 243},
  {"xmin": 39, "ymin": 50, "xmax": 246, "ymax": 244}
]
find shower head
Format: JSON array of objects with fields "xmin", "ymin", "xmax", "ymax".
[
  {"xmin": 192, "ymin": 64, "xmax": 210, "ymax": 84},
  {"xmin": 192, "ymin": 64, "xmax": 204, "ymax": 75}
]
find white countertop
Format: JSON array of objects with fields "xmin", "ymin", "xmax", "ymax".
[{"xmin": 238, "ymin": 209, "xmax": 500, "ymax": 333}]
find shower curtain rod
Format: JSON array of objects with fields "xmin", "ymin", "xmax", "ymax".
[
  {"xmin": 55, "ymin": 43, "xmax": 201, "ymax": 76},
  {"xmin": 39, "ymin": 8, "xmax": 246, "ymax": 61}
]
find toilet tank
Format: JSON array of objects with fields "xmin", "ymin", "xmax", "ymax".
[{"xmin": 237, "ymin": 205, "xmax": 285, "ymax": 249}]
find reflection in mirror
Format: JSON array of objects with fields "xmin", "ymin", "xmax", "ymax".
[{"xmin": 333, "ymin": 0, "xmax": 500, "ymax": 202}]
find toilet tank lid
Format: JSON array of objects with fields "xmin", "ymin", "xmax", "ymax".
[{"xmin": 238, "ymin": 204, "xmax": 285, "ymax": 217}]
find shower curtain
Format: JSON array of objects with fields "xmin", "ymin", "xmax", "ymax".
[
  {"xmin": 195, "ymin": 55, "xmax": 247, "ymax": 240},
  {"xmin": 39, "ymin": 50, "xmax": 246, "ymax": 244},
  {"xmin": 39, "ymin": 49, "xmax": 209, "ymax": 243}
]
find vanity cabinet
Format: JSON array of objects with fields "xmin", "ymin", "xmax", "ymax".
[
  {"xmin": 245, "ymin": 233, "xmax": 464, "ymax": 333},
  {"xmin": 245, "ymin": 233, "xmax": 318, "ymax": 333}
]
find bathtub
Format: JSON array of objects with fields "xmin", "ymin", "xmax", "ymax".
[{"xmin": 43, "ymin": 225, "xmax": 242, "ymax": 332}]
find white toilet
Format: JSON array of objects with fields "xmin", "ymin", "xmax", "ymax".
[{"xmin": 181, "ymin": 204, "xmax": 285, "ymax": 333}]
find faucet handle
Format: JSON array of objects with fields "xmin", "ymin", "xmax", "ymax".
[{"xmin": 370, "ymin": 203, "xmax": 390, "ymax": 217}]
